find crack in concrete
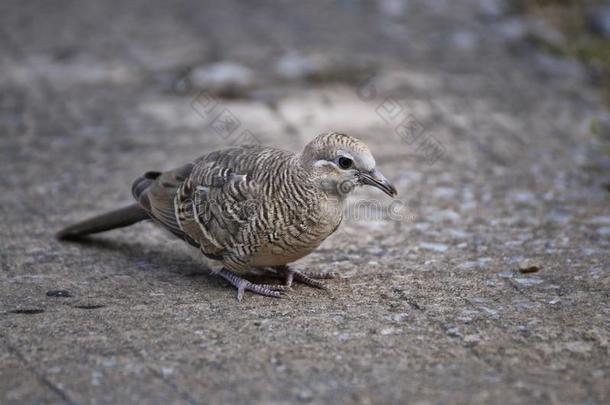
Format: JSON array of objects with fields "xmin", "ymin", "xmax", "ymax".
[{"xmin": 1, "ymin": 334, "xmax": 80, "ymax": 405}]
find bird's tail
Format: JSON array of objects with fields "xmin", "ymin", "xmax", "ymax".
[{"xmin": 56, "ymin": 204, "xmax": 149, "ymax": 240}]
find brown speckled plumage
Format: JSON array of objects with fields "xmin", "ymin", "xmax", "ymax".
[{"xmin": 58, "ymin": 132, "xmax": 396, "ymax": 300}]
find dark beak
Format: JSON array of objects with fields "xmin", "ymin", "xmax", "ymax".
[{"xmin": 359, "ymin": 169, "xmax": 397, "ymax": 197}]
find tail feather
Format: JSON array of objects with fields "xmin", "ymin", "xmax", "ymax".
[{"xmin": 56, "ymin": 204, "xmax": 149, "ymax": 240}]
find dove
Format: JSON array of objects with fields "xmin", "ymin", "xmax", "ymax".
[{"xmin": 58, "ymin": 132, "xmax": 397, "ymax": 300}]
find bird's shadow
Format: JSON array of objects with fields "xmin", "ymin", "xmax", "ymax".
[
  {"xmin": 58, "ymin": 234, "xmax": 281, "ymax": 288},
  {"xmin": 59, "ymin": 235, "xmax": 214, "ymax": 280}
]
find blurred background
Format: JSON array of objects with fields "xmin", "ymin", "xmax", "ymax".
[{"xmin": 1, "ymin": 0, "xmax": 609, "ymax": 404}]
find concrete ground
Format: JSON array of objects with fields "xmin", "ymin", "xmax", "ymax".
[{"xmin": 1, "ymin": 0, "xmax": 609, "ymax": 403}]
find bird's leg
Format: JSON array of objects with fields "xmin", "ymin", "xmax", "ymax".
[
  {"xmin": 217, "ymin": 268, "xmax": 288, "ymax": 301},
  {"xmin": 273, "ymin": 265, "xmax": 336, "ymax": 289}
]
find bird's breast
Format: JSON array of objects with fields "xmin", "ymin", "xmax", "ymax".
[{"xmin": 251, "ymin": 194, "xmax": 344, "ymax": 267}]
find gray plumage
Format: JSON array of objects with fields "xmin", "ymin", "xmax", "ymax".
[{"xmin": 58, "ymin": 132, "xmax": 397, "ymax": 300}]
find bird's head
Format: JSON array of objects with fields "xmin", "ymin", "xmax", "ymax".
[{"xmin": 300, "ymin": 132, "xmax": 397, "ymax": 198}]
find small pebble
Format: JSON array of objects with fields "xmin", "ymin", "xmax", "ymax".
[{"xmin": 518, "ymin": 259, "xmax": 540, "ymax": 274}]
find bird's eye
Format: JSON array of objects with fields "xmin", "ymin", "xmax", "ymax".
[{"xmin": 338, "ymin": 156, "xmax": 353, "ymax": 169}]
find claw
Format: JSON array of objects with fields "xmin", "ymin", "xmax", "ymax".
[
  {"xmin": 256, "ymin": 284, "xmax": 292, "ymax": 291},
  {"xmin": 219, "ymin": 268, "xmax": 284, "ymax": 301},
  {"xmin": 274, "ymin": 266, "xmax": 336, "ymax": 290}
]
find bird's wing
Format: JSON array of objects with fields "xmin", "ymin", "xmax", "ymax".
[
  {"xmin": 174, "ymin": 151, "xmax": 263, "ymax": 260},
  {"xmin": 132, "ymin": 163, "xmax": 200, "ymax": 247}
]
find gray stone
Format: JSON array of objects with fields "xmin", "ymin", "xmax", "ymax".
[
  {"xmin": 190, "ymin": 61, "xmax": 254, "ymax": 96},
  {"xmin": 517, "ymin": 259, "xmax": 541, "ymax": 274}
]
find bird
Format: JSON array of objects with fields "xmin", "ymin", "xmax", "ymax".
[{"xmin": 57, "ymin": 132, "xmax": 397, "ymax": 300}]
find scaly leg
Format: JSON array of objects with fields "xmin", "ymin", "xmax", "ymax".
[
  {"xmin": 273, "ymin": 265, "xmax": 336, "ymax": 289},
  {"xmin": 218, "ymin": 268, "xmax": 288, "ymax": 301}
]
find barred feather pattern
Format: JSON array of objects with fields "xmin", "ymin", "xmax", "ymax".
[
  {"xmin": 59, "ymin": 131, "xmax": 390, "ymax": 292},
  {"xmin": 169, "ymin": 144, "xmax": 344, "ymax": 274}
]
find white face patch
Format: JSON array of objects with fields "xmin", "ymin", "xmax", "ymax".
[{"xmin": 313, "ymin": 159, "xmax": 336, "ymax": 169}]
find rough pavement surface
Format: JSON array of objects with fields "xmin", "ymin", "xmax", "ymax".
[{"xmin": 1, "ymin": 0, "xmax": 609, "ymax": 403}]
